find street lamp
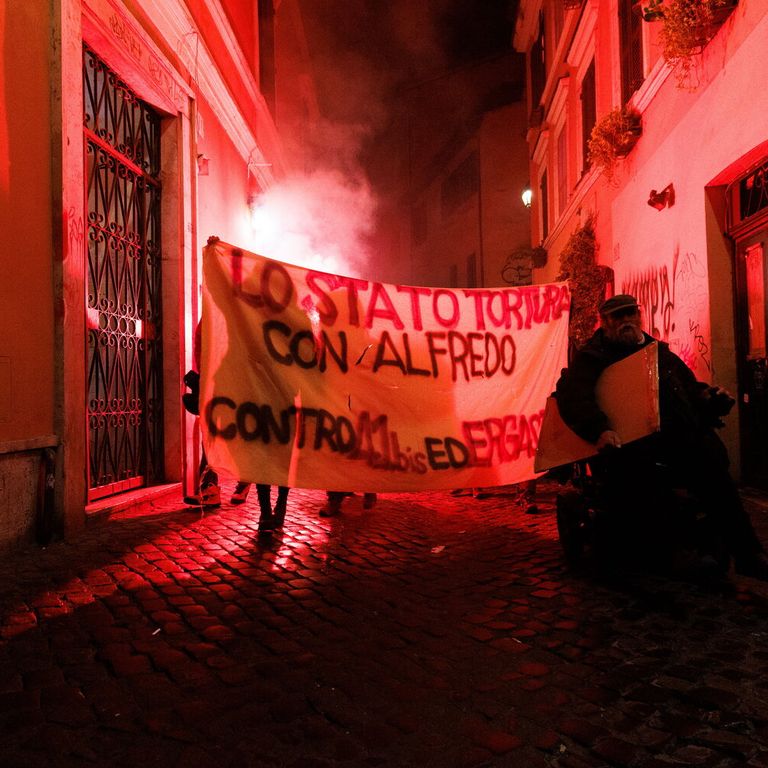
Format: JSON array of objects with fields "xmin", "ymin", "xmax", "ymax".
[{"xmin": 521, "ymin": 184, "xmax": 532, "ymax": 208}]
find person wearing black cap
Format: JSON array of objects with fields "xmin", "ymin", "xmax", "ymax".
[{"xmin": 555, "ymin": 294, "xmax": 768, "ymax": 580}]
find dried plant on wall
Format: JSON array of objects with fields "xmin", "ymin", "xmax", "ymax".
[
  {"xmin": 557, "ymin": 216, "xmax": 613, "ymax": 349},
  {"xmin": 587, "ymin": 106, "xmax": 642, "ymax": 180},
  {"xmin": 641, "ymin": 0, "xmax": 738, "ymax": 87}
]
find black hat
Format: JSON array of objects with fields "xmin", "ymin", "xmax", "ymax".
[{"xmin": 599, "ymin": 294, "xmax": 639, "ymax": 316}]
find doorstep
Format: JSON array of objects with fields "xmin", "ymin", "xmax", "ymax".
[{"xmin": 85, "ymin": 482, "xmax": 182, "ymax": 521}]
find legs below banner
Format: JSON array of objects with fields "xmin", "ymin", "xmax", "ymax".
[
  {"xmin": 256, "ymin": 484, "xmax": 291, "ymax": 535},
  {"xmin": 257, "ymin": 484, "xmax": 275, "ymax": 534},
  {"xmin": 273, "ymin": 486, "xmax": 289, "ymax": 526}
]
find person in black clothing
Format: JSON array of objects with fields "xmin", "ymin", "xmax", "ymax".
[{"xmin": 555, "ymin": 293, "xmax": 768, "ymax": 579}]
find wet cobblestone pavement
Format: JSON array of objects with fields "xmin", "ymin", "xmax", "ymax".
[{"xmin": 2, "ymin": 482, "xmax": 768, "ymax": 767}]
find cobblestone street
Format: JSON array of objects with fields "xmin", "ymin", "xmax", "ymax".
[{"xmin": 2, "ymin": 482, "xmax": 768, "ymax": 767}]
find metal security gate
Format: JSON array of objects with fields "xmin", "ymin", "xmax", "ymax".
[{"xmin": 83, "ymin": 47, "xmax": 164, "ymax": 500}]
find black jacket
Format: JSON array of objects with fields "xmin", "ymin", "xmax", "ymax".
[{"xmin": 555, "ymin": 329, "xmax": 727, "ymax": 467}]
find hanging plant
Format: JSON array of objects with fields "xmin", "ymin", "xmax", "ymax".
[
  {"xmin": 587, "ymin": 105, "xmax": 642, "ymax": 180},
  {"xmin": 640, "ymin": 0, "xmax": 738, "ymax": 86},
  {"xmin": 557, "ymin": 216, "xmax": 613, "ymax": 349}
]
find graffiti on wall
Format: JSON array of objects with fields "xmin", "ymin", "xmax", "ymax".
[
  {"xmin": 622, "ymin": 262, "xmax": 675, "ymax": 340},
  {"xmin": 501, "ymin": 249, "xmax": 533, "ymax": 286},
  {"xmin": 621, "ymin": 248, "xmax": 711, "ymax": 374},
  {"xmin": 64, "ymin": 206, "xmax": 84, "ymax": 258}
]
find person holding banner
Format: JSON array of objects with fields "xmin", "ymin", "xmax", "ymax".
[
  {"xmin": 200, "ymin": 239, "xmax": 571, "ymax": 499},
  {"xmin": 182, "ymin": 322, "xmax": 221, "ymax": 508},
  {"xmin": 555, "ymin": 294, "xmax": 768, "ymax": 580},
  {"xmin": 185, "ymin": 320, "xmax": 257, "ymax": 512}
]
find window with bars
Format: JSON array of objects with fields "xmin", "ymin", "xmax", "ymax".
[
  {"xmin": 258, "ymin": 0, "xmax": 276, "ymax": 116},
  {"xmin": 619, "ymin": 0, "xmax": 644, "ymax": 103},
  {"xmin": 739, "ymin": 161, "xmax": 768, "ymax": 223},
  {"xmin": 530, "ymin": 13, "xmax": 546, "ymax": 119},
  {"xmin": 540, "ymin": 170, "xmax": 549, "ymax": 241},
  {"xmin": 557, "ymin": 125, "xmax": 568, "ymax": 216},
  {"xmin": 581, "ymin": 60, "xmax": 596, "ymax": 174}
]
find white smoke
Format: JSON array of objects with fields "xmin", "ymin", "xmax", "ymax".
[{"xmin": 248, "ymin": 169, "xmax": 376, "ymax": 278}]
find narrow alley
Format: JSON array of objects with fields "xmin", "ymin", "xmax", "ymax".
[{"xmin": 2, "ymin": 483, "xmax": 768, "ymax": 767}]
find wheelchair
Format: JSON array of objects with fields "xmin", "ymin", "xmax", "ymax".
[{"xmin": 554, "ymin": 455, "xmax": 730, "ymax": 579}]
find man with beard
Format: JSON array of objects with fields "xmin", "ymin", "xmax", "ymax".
[{"xmin": 555, "ymin": 294, "xmax": 768, "ymax": 580}]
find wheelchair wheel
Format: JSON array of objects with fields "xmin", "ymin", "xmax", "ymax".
[{"xmin": 556, "ymin": 490, "xmax": 592, "ymax": 567}]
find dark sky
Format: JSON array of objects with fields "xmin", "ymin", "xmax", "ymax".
[
  {"xmin": 298, "ymin": 0, "xmax": 517, "ymax": 135},
  {"xmin": 291, "ymin": 0, "xmax": 520, "ymax": 270},
  {"xmin": 438, "ymin": 0, "xmax": 518, "ymax": 64}
]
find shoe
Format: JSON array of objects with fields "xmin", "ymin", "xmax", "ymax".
[
  {"xmin": 735, "ymin": 552, "xmax": 768, "ymax": 581},
  {"xmin": 231, "ymin": 482, "xmax": 251, "ymax": 505},
  {"xmin": 525, "ymin": 504, "xmax": 540, "ymax": 515},
  {"xmin": 363, "ymin": 493, "xmax": 377, "ymax": 509},
  {"xmin": 258, "ymin": 511, "xmax": 275, "ymax": 535},
  {"xmin": 273, "ymin": 501, "xmax": 287, "ymax": 527},
  {"xmin": 185, "ymin": 483, "xmax": 221, "ymax": 508},
  {"xmin": 193, "ymin": 467, "xmax": 221, "ymax": 508}
]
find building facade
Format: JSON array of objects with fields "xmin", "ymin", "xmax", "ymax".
[
  {"xmin": 386, "ymin": 53, "xmax": 533, "ymax": 290},
  {"xmin": 408, "ymin": 98, "xmax": 533, "ymax": 290},
  {"xmin": 0, "ymin": 0, "xmax": 317, "ymax": 550},
  {"xmin": 515, "ymin": 0, "xmax": 768, "ymax": 487}
]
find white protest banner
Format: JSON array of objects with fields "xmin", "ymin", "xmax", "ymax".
[{"xmin": 200, "ymin": 239, "xmax": 570, "ymax": 492}]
